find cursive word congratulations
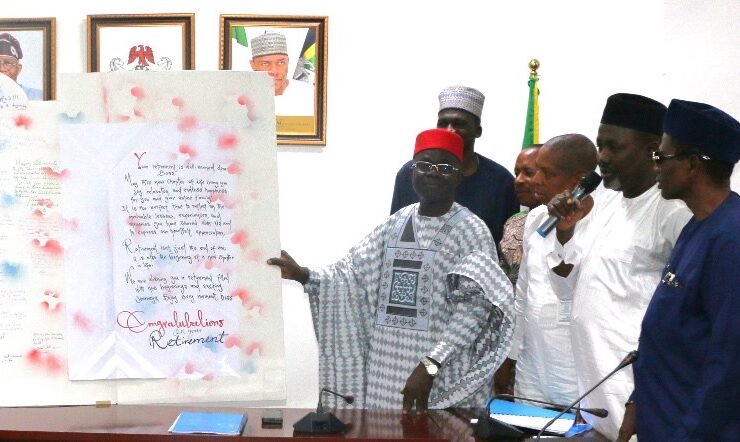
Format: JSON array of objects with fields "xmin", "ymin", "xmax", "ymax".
[
  {"xmin": 149, "ymin": 329, "xmax": 227, "ymax": 350},
  {"xmin": 116, "ymin": 310, "xmax": 225, "ymax": 334}
]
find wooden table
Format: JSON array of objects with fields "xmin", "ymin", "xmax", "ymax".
[
  {"xmin": 0, "ymin": 405, "xmax": 606, "ymax": 441},
  {"xmin": 0, "ymin": 405, "xmax": 476, "ymax": 441}
]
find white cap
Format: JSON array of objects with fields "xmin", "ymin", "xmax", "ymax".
[
  {"xmin": 438, "ymin": 85, "xmax": 485, "ymax": 119},
  {"xmin": 250, "ymin": 32, "xmax": 288, "ymax": 58}
]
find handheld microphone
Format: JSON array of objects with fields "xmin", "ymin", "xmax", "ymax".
[
  {"xmin": 494, "ymin": 394, "xmax": 608, "ymax": 418},
  {"xmin": 534, "ymin": 350, "xmax": 639, "ymax": 440},
  {"xmin": 536, "ymin": 170, "xmax": 602, "ymax": 237},
  {"xmin": 293, "ymin": 386, "xmax": 354, "ymax": 434}
]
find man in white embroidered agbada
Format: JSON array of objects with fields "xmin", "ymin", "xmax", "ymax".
[
  {"xmin": 544, "ymin": 94, "xmax": 692, "ymax": 439},
  {"xmin": 269, "ymin": 128, "xmax": 513, "ymax": 412}
]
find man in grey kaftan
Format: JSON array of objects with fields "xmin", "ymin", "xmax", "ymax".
[
  {"xmin": 270, "ymin": 128, "xmax": 513, "ymax": 411},
  {"xmin": 305, "ymin": 201, "xmax": 513, "ymax": 408}
]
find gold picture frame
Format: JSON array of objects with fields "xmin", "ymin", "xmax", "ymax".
[
  {"xmin": 220, "ymin": 15, "xmax": 328, "ymax": 145},
  {"xmin": 87, "ymin": 14, "xmax": 195, "ymax": 73},
  {"xmin": 0, "ymin": 17, "xmax": 56, "ymax": 100}
]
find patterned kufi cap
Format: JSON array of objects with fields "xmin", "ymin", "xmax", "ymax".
[
  {"xmin": 438, "ymin": 86, "xmax": 485, "ymax": 119},
  {"xmin": 250, "ymin": 31, "xmax": 288, "ymax": 58},
  {"xmin": 0, "ymin": 33, "xmax": 22, "ymax": 59}
]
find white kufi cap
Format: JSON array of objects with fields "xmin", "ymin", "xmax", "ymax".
[
  {"xmin": 438, "ymin": 85, "xmax": 485, "ymax": 119},
  {"xmin": 250, "ymin": 32, "xmax": 288, "ymax": 58}
]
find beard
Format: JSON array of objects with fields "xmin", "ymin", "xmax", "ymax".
[{"xmin": 602, "ymin": 173, "xmax": 622, "ymax": 191}]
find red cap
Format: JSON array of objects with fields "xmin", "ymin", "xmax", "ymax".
[{"xmin": 414, "ymin": 129, "xmax": 463, "ymax": 161}]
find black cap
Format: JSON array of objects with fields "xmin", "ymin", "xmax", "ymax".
[
  {"xmin": 0, "ymin": 33, "xmax": 22, "ymax": 59},
  {"xmin": 600, "ymin": 93, "xmax": 666, "ymax": 135},
  {"xmin": 664, "ymin": 99, "xmax": 740, "ymax": 164}
]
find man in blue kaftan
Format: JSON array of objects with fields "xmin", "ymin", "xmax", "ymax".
[{"xmin": 619, "ymin": 99, "xmax": 740, "ymax": 441}]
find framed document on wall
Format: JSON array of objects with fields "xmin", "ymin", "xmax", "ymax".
[
  {"xmin": 220, "ymin": 15, "xmax": 328, "ymax": 145},
  {"xmin": 0, "ymin": 17, "xmax": 56, "ymax": 100},
  {"xmin": 87, "ymin": 14, "xmax": 195, "ymax": 73}
]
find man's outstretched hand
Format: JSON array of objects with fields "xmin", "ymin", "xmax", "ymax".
[{"xmin": 266, "ymin": 250, "xmax": 309, "ymax": 284}]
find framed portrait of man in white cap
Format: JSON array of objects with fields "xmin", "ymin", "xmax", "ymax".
[
  {"xmin": 220, "ymin": 15, "xmax": 328, "ymax": 145},
  {"xmin": 0, "ymin": 18, "xmax": 55, "ymax": 101}
]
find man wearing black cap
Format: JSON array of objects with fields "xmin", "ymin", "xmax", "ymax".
[
  {"xmin": 0, "ymin": 33, "xmax": 42, "ymax": 101},
  {"xmin": 543, "ymin": 93, "xmax": 692, "ymax": 439},
  {"xmin": 618, "ymin": 100, "xmax": 740, "ymax": 441}
]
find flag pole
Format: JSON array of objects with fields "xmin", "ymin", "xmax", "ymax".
[
  {"xmin": 522, "ymin": 59, "xmax": 540, "ymax": 148},
  {"xmin": 528, "ymin": 58, "xmax": 540, "ymax": 76}
]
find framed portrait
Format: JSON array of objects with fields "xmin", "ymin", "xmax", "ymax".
[
  {"xmin": 220, "ymin": 15, "xmax": 328, "ymax": 145},
  {"xmin": 0, "ymin": 18, "xmax": 55, "ymax": 101},
  {"xmin": 87, "ymin": 14, "xmax": 195, "ymax": 73}
]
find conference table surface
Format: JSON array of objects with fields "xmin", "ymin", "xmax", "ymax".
[{"xmin": 0, "ymin": 404, "xmax": 606, "ymax": 441}]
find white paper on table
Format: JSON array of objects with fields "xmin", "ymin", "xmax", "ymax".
[{"xmin": 490, "ymin": 413, "xmax": 575, "ymax": 435}]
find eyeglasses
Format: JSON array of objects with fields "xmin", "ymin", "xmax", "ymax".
[
  {"xmin": 0, "ymin": 60, "xmax": 18, "ymax": 68},
  {"xmin": 412, "ymin": 161, "xmax": 460, "ymax": 176},
  {"xmin": 652, "ymin": 151, "xmax": 710, "ymax": 164}
]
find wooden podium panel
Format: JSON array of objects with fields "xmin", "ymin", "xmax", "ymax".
[{"xmin": 0, "ymin": 405, "xmax": 476, "ymax": 442}]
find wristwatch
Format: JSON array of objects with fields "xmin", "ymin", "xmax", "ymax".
[{"xmin": 421, "ymin": 356, "xmax": 440, "ymax": 377}]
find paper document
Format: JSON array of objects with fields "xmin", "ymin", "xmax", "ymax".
[
  {"xmin": 169, "ymin": 411, "xmax": 247, "ymax": 435},
  {"xmin": 489, "ymin": 399, "xmax": 575, "ymax": 435}
]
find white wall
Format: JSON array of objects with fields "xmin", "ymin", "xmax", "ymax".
[
  {"xmin": 663, "ymin": 0, "xmax": 740, "ymax": 189},
  {"xmin": 5, "ymin": 0, "xmax": 738, "ymax": 407}
]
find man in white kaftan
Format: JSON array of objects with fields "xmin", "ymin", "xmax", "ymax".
[
  {"xmin": 546, "ymin": 184, "xmax": 689, "ymax": 434},
  {"xmin": 544, "ymin": 94, "xmax": 692, "ymax": 439},
  {"xmin": 514, "ymin": 205, "xmax": 580, "ymax": 405},
  {"xmin": 511, "ymin": 134, "xmax": 599, "ymax": 406}
]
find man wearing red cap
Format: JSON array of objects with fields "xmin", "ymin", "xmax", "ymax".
[
  {"xmin": 390, "ymin": 86, "xmax": 519, "ymax": 246},
  {"xmin": 269, "ymin": 129, "xmax": 513, "ymax": 412},
  {"xmin": 0, "ymin": 33, "xmax": 42, "ymax": 101}
]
